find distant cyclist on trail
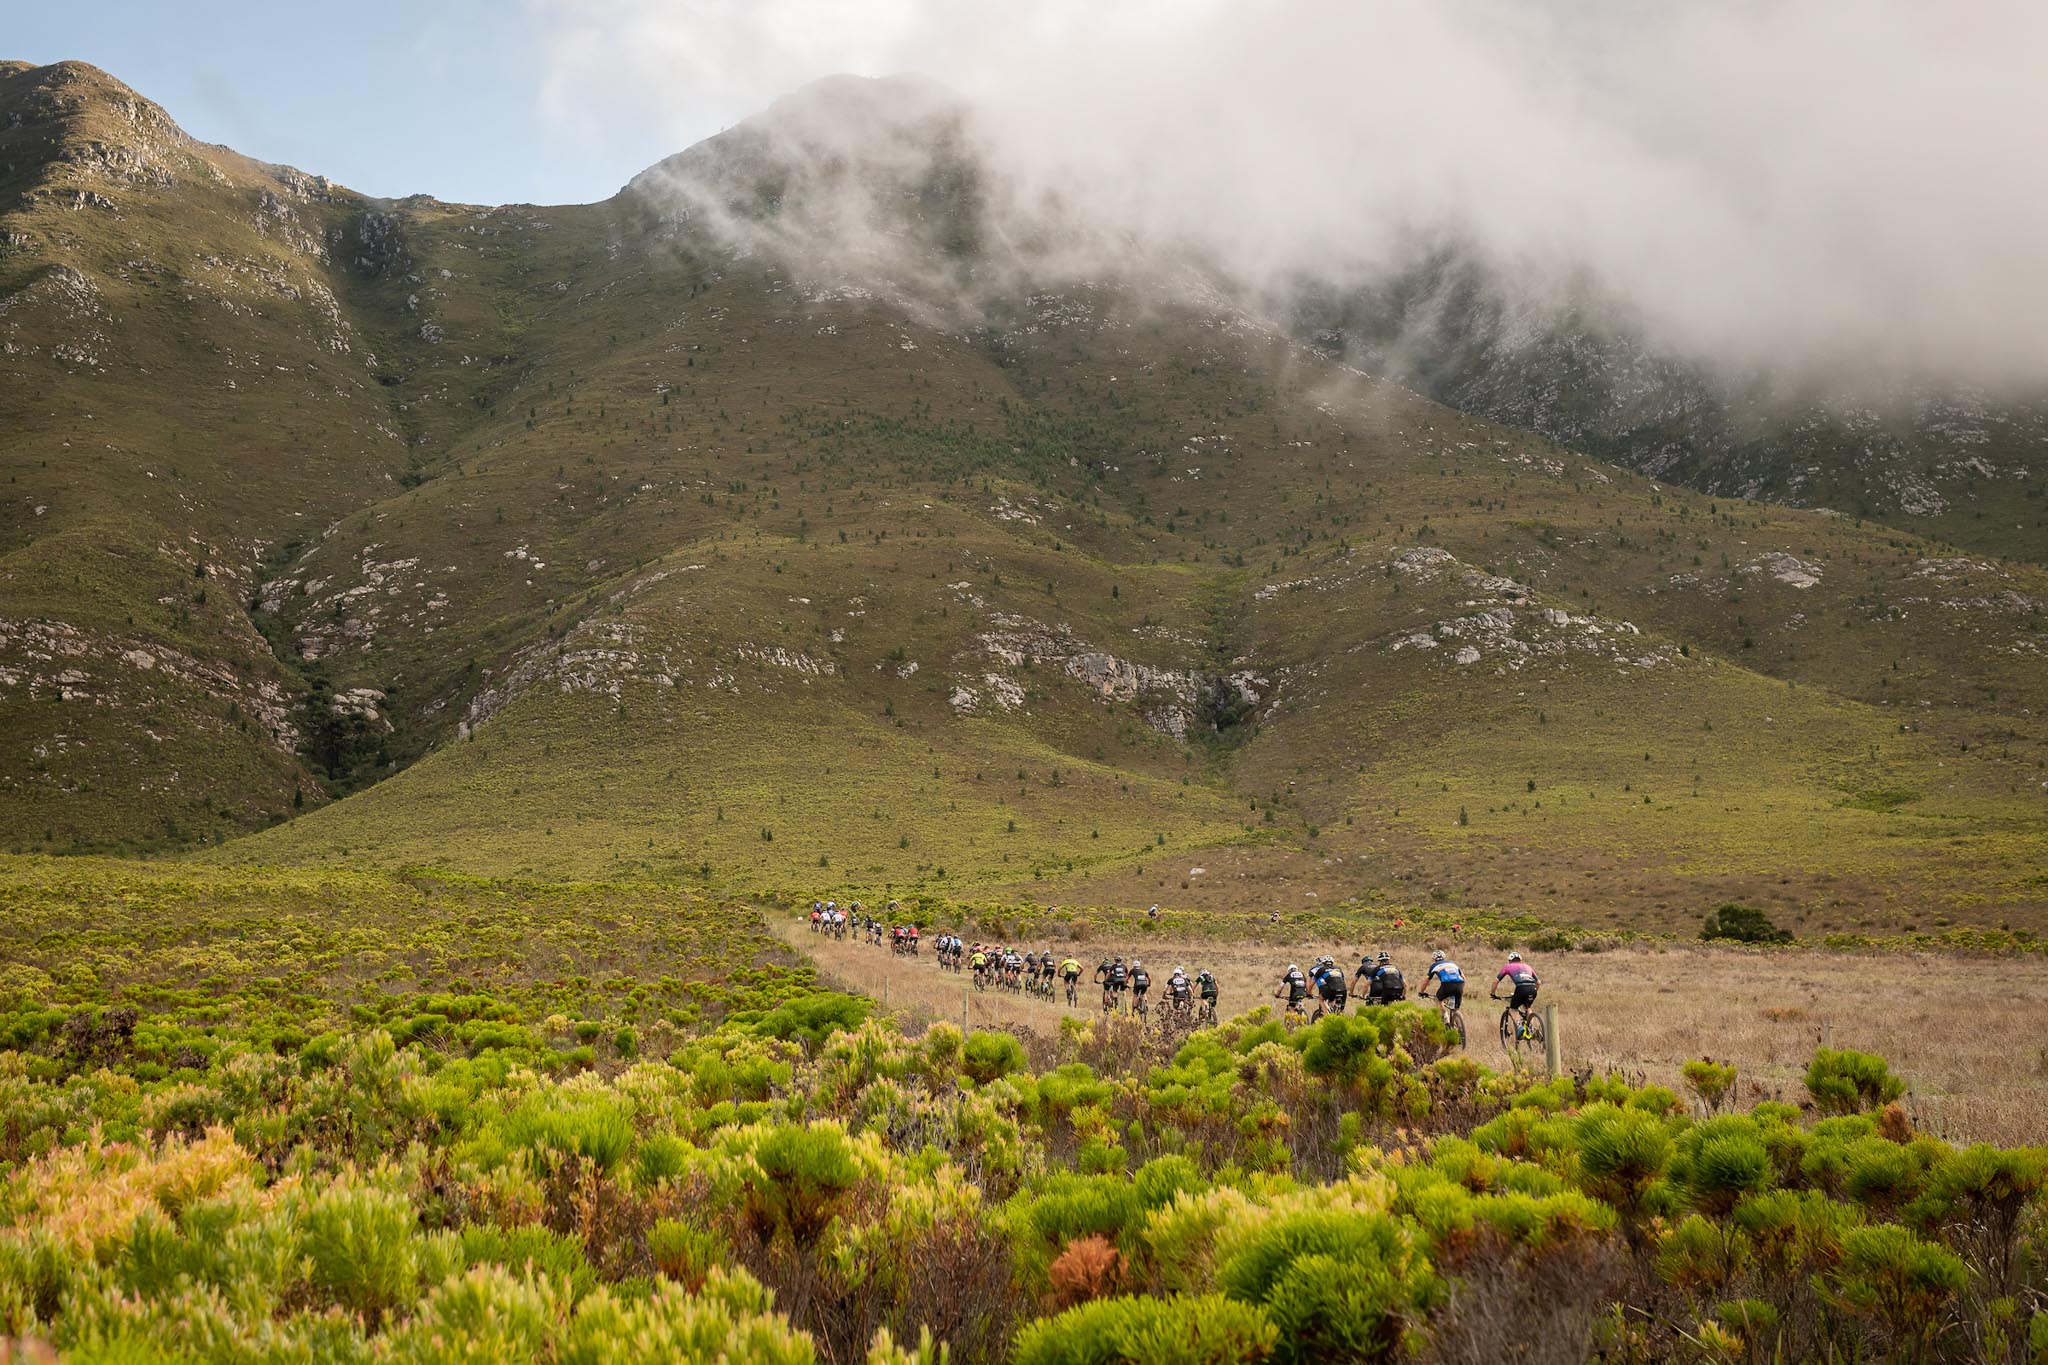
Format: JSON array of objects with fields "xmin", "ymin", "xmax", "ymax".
[
  {"xmin": 1491, "ymin": 952, "xmax": 1539, "ymax": 1011},
  {"xmin": 1129, "ymin": 959, "xmax": 1151, "ymax": 1010},
  {"xmin": 1196, "ymin": 967, "xmax": 1218, "ymax": 1016},
  {"xmin": 1419, "ymin": 950, "xmax": 1464, "ymax": 1012}
]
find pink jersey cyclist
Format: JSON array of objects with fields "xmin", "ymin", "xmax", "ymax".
[{"xmin": 1492, "ymin": 953, "xmax": 1539, "ymax": 1009}]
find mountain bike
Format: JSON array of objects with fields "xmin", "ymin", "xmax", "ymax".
[
  {"xmin": 1132, "ymin": 992, "xmax": 1150, "ymax": 1023},
  {"xmin": 1196, "ymin": 996, "xmax": 1218, "ymax": 1026},
  {"xmin": 1420, "ymin": 991, "xmax": 1467, "ymax": 1047},
  {"xmin": 1498, "ymin": 997, "xmax": 1543, "ymax": 1059},
  {"xmin": 1064, "ymin": 975, "xmax": 1079, "ymax": 1007},
  {"xmin": 1310, "ymin": 985, "xmax": 1348, "ymax": 1023}
]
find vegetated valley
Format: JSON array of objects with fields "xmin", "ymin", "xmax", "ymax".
[{"xmin": 1, "ymin": 58, "xmax": 2046, "ymax": 1363}]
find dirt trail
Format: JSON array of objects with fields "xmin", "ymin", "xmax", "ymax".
[
  {"xmin": 773, "ymin": 920, "xmax": 1099, "ymax": 1035},
  {"xmin": 771, "ymin": 913, "xmax": 2048, "ymax": 1146}
]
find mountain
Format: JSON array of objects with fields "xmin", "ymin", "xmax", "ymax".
[
  {"xmin": 1294, "ymin": 253, "xmax": 2048, "ymax": 565},
  {"xmin": 2, "ymin": 61, "xmax": 2044, "ymax": 933}
]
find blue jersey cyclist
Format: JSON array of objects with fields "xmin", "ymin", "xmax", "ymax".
[{"xmin": 1419, "ymin": 951, "xmax": 1464, "ymax": 1011}]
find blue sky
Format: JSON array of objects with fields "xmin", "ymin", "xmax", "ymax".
[{"xmin": 8, "ymin": 1, "xmax": 732, "ymax": 205}]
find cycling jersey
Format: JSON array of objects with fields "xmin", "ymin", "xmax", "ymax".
[
  {"xmin": 1061, "ymin": 959, "xmax": 1081, "ymax": 978},
  {"xmin": 1168, "ymin": 975, "xmax": 1190, "ymax": 996},
  {"xmin": 1369, "ymin": 965, "xmax": 1406, "ymax": 1000},
  {"xmin": 1197, "ymin": 972, "xmax": 1217, "ymax": 999},
  {"xmin": 1131, "ymin": 970, "xmax": 1151, "ymax": 992},
  {"xmin": 1427, "ymin": 961, "xmax": 1464, "ymax": 985},
  {"xmin": 1497, "ymin": 962, "xmax": 1537, "ymax": 984}
]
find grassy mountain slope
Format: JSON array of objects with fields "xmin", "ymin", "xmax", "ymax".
[{"xmin": 3, "ymin": 63, "xmax": 2044, "ymax": 933}]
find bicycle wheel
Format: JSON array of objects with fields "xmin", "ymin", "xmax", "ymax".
[
  {"xmin": 1499, "ymin": 1008, "xmax": 1518, "ymax": 1055},
  {"xmin": 1446, "ymin": 1007, "xmax": 1467, "ymax": 1047}
]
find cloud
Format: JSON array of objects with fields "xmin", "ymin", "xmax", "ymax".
[{"xmin": 535, "ymin": 0, "xmax": 2048, "ymax": 385}]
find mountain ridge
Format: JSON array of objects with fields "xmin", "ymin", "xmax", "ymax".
[{"xmin": 1, "ymin": 60, "xmax": 2042, "ymax": 933}]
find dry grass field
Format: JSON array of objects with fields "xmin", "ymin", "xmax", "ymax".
[{"xmin": 777, "ymin": 917, "xmax": 2048, "ymax": 1147}]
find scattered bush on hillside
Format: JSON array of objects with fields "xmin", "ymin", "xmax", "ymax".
[{"xmin": 1700, "ymin": 903, "xmax": 1793, "ymax": 945}]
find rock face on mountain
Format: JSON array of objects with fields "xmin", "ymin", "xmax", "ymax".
[
  {"xmin": 1293, "ymin": 254, "xmax": 2048, "ymax": 563},
  {"xmin": 1, "ymin": 62, "xmax": 2043, "ymax": 929}
]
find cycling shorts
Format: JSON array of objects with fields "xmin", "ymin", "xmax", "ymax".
[
  {"xmin": 1506, "ymin": 980, "xmax": 1538, "ymax": 1009},
  {"xmin": 1433, "ymin": 981, "xmax": 1464, "ymax": 1009}
]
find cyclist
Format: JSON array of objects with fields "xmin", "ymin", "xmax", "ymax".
[
  {"xmin": 970, "ymin": 946, "xmax": 989, "ymax": 982},
  {"xmin": 1196, "ymin": 967, "xmax": 1219, "ymax": 1019},
  {"xmin": 1276, "ymin": 962, "xmax": 1309, "ymax": 1013},
  {"xmin": 1130, "ymin": 959, "xmax": 1152, "ymax": 1012},
  {"xmin": 1166, "ymin": 965, "xmax": 1192, "ymax": 1014},
  {"xmin": 1358, "ymin": 951, "xmax": 1406, "ymax": 1006},
  {"xmin": 1147, "ymin": 904, "xmax": 1161, "ymax": 921},
  {"xmin": 1108, "ymin": 956, "xmax": 1129, "ymax": 1009},
  {"xmin": 1024, "ymin": 948, "xmax": 1040, "ymax": 984},
  {"xmin": 1419, "ymin": 950, "xmax": 1464, "ymax": 1014},
  {"xmin": 1310, "ymin": 956, "xmax": 1348, "ymax": 1014},
  {"xmin": 1060, "ymin": 953, "xmax": 1082, "ymax": 1001},
  {"xmin": 1491, "ymin": 952, "xmax": 1539, "ymax": 1013}
]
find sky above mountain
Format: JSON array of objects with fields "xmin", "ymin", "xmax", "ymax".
[{"xmin": 16, "ymin": 0, "xmax": 2048, "ymax": 385}]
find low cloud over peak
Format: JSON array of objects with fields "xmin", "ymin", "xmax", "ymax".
[{"xmin": 549, "ymin": 0, "xmax": 2048, "ymax": 387}]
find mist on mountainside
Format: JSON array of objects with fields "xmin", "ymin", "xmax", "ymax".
[{"xmin": 567, "ymin": 0, "xmax": 2048, "ymax": 392}]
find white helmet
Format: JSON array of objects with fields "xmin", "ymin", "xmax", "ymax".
[
  {"xmin": 1508, "ymin": 952, "xmax": 1523, "ymax": 962},
  {"xmin": 1432, "ymin": 951, "xmax": 1446, "ymax": 963}
]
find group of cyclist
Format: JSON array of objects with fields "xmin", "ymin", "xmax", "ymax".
[
  {"xmin": 808, "ymin": 899, "xmax": 925, "ymax": 953},
  {"xmin": 809, "ymin": 896, "xmax": 1543, "ymax": 1044},
  {"xmin": 1274, "ymin": 948, "xmax": 1540, "ymax": 1025},
  {"xmin": 1082, "ymin": 955, "xmax": 1221, "ymax": 1023}
]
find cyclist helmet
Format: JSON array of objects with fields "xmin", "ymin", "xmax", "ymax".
[
  {"xmin": 1287, "ymin": 963, "xmax": 1299, "ymax": 972},
  {"xmin": 1431, "ymin": 950, "xmax": 1446, "ymax": 963},
  {"xmin": 1133, "ymin": 959, "xmax": 1143, "ymax": 968},
  {"xmin": 1377, "ymin": 951, "xmax": 1391, "ymax": 963},
  {"xmin": 1508, "ymin": 952, "xmax": 1523, "ymax": 962}
]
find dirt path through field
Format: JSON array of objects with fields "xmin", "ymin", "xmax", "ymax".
[{"xmin": 772, "ymin": 915, "xmax": 2048, "ymax": 1146}]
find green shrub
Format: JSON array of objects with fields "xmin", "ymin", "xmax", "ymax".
[
  {"xmin": 1216, "ymin": 1210, "xmax": 1441, "ymax": 1365},
  {"xmin": 380, "ymin": 1263, "xmax": 561, "ymax": 1362},
  {"xmin": 1572, "ymin": 1105, "xmax": 1673, "ymax": 1224},
  {"xmin": 648, "ymin": 1218, "xmax": 725, "ymax": 1291},
  {"xmin": 1804, "ymin": 1049, "xmax": 1905, "ymax": 1114},
  {"xmin": 637, "ymin": 1133, "xmax": 693, "ymax": 1185},
  {"xmin": 459, "ymin": 1223, "xmax": 597, "ymax": 1302},
  {"xmin": 1700, "ymin": 903, "xmax": 1792, "ymax": 944},
  {"xmin": 1824, "ymin": 1224, "xmax": 1968, "ymax": 1326},
  {"xmin": 744, "ymin": 1124, "xmax": 863, "ymax": 1242},
  {"xmin": 1680, "ymin": 1060, "xmax": 1737, "ymax": 1112},
  {"xmin": 1011, "ymin": 1293, "xmax": 1276, "ymax": 1365},
  {"xmin": 302, "ymin": 1182, "xmax": 419, "ymax": 1322},
  {"xmin": 963, "ymin": 1031, "xmax": 1027, "ymax": 1085},
  {"xmin": 741, "ymin": 993, "xmax": 870, "ymax": 1051},
  {"xmin": 1681, "ymin": 1130, "xmax": 1774, "ymax": 1215}
]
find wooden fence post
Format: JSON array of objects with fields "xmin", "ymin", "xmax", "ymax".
[{"xmin": 1543, "ymin": 1003, "xmax": 1560, "ymax": 1078}]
